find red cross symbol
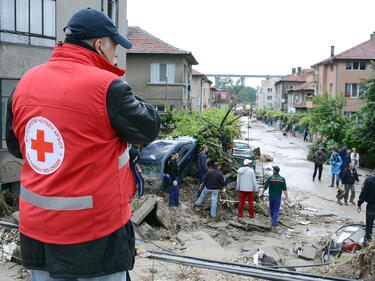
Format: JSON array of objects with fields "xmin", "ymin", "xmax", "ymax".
[{"xmin": 31, "ymin": 129, "xmax": 54, "ymax": 162}]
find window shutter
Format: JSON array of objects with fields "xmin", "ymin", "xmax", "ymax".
[
  {"xmin": 151, "ymin": 63, "xmax": 159, "ymax": 82},
  {"xmin": 167, "ymin": 64, "xmax": 175, "ymax": 83}
]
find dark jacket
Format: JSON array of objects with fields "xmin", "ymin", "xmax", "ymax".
[
  {"xmin": 312, "ymin": 151, "xmax": 326, "ymax": 165},
  {"xmin": 338, "ymin": 149, "xmax": 347, "ymax": 164},
  {"xmin": 6, "ymin": 39, "xmax": 159, "ymax": 278},
  {"xmin": 343, "ymin": 154, "xmax": 351, "ymax": 169},
  {"xmin": 129, "ymin": 146, "xmax": 139, "ymax": 167},
  {"xmin": 203, "ymin": 168, "xmax": 226, "ymax": 190},
  {"xmin": 198, "ymin": 152, "xmax": 208, "ymax": 172},
  {"xmin": 358, "ymin": 176, "xmax": 375, "ymax": 212},
  {"xmin": 167, "ymin": 158, "xmax": 179, "ymax": 181},
  {"xmin": 341, "ymin": 167, "xmax": 359, "ymax": 185}
]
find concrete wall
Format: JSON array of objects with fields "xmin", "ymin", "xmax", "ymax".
[
  {"xmin": 191, "ymin": 75, "xmax": 203, "ymax": 111},
  {"xmin": 126, "ymin": 54, "xmax": 189, "ymax": 108},
  {"xmin": 0, "ymin": 44, "xmax": 52, "ymax": 79}
]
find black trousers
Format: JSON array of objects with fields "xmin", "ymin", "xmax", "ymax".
[
  {"xmin": 313, "ymin": 164, "xmax": 323, "ymax": 180},
  {"xmin": 365, "ymin": 212, "xmax": 375, "ymax": 243}
]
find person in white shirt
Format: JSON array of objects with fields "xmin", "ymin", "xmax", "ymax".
[
  {"xmin": 351, "ymin": 147, "xmax": 360, "ymax": 171},
  {"xmin": 236, "ymin": 159, "xmax": 258, "ymax": 218}
]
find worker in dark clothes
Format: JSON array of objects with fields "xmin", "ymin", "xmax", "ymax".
[
  {"xmin": 340, "ymin": 163, "xmax": 359, "ymax": 205},
  {"xmin": 196, "ymin": 162, "xmax": 226, "ymax": 218},
  {"xmin": 129, "ymin": 144, "xmax": 145, "ymax": 198},
  {"xmin": 338, "ymin": 145, "xmax": 347, "ymax": 181},
  {"xmin": 168, "ymin": 151, "xmax": 180, "ymax": 207},
  {"xmin": 197, "ymin": 145, "xmax": 209, "ymax": 183},
  {"xmin": 261, "ymin": 166, "xmax": 291, "ymax": 229},
  {"xmin": 357, "ymin": 175, "xmax": 375, "ymax": 246}
]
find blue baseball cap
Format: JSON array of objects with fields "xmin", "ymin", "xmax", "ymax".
[
  {"xmin": 65, "ymin": 8, "xmax": 132, "ymax": 49},
  {"xmin": 272, "ymin": 166, "xmax": 280, "ymax": 173}
]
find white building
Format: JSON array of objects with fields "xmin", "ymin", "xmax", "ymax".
[{"xmin": 256, "ymin": 78, "xmax": 278, "ymax": 110}]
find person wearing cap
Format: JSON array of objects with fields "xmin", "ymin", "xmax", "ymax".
[
  {"xmin": 312, "ymin": 147, "xmax": 327, "ymax": 181},
  {"xmin": 196, "ymin": 162, "xmax": 226, "ymax": 218},
  {"xmin": 236, "ymin": 159, "xmax": 257, "ymax": 218},
  {"xmin": 167, "ymin": 151, "xmax": 180, "ymax": 207},
  {"xmin": 6, "ymin": 8, "xmax": 160, "ymax": 281},
  {"xmin": 262, "ymin": 166, "xmax": 291, "ymax": 228}
]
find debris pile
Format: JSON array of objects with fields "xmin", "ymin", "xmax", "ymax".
[{"xmin": 320, "ymin": 241, "xmax": 375, "ymax": 281}]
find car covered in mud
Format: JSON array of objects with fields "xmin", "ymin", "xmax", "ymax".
[
  {"xmin": 137, "ymin": 137, "xmax": 199, "ymax": 184},
  {"xmin": 232, "ymin": 139, "xmax": 256, "ymax": 168}
]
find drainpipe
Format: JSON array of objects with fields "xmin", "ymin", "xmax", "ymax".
[{"xmin": 335, "ymin": 64, "xmax": 338, "ymax": 98}]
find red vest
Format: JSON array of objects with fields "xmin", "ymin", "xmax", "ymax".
[{"xmin": 12, "ymin": 43, "xmax": 135, "ymax": 244}]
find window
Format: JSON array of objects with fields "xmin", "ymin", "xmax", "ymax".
[
  {"xmin": 150, "ymin": 63, "xmax": 175, "ymax": 83},
  {"xmin": 267, "ymin": 88, "xmax": 272, "ymax": 92},
  {"xmin": 346, "ymin": 61, "xmax": 366, "ymax": 70},
  {"xmin": 267, "ymin": 96, "xmax": 272, "ymax": 100},
  {"xmin": 221, "ymin": 92, "xmax": 227, "ymax": 99},
  {"xmin": 107, "ymin": 0, "xmax": 119, "ymax": 27},
  {"xmin": 0, "ymin": 79, "xmax": 19, "ymax": 148},
  {"xmin": 345, "ymin": 83, "xmax": 363, "ymax": 98},
  {"xmin": 0, "ymin": 0, "xmax": 56, "ymax": 47}
]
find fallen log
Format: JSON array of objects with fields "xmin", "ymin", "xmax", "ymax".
[{"xmin": 229, "ymin": 221, "xmax": 271, "ymax": 232}]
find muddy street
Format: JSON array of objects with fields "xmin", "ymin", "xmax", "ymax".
[{"xmin": 128, "ymin": 118, "xmax": 366, "ymax": 281}]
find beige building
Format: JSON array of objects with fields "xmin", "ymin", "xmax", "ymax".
[
  {"xmin": 0, "ymin": 0, "xmax": 128, "ymax": 147},
  {"xmin": 312, "ymin": 33, "xmax": 375, "ymax": 115},
  {"xmin": 126, "ymin": 26, "xmax": 198, "ymax": 111},
  {"xmin": 274, "ymin": 68, "xmax": 311, "ymax": 112},
  {"xmin": 287, "ymin": 69, "xmax": 317, "ymax": 112},
  {"xmin": 256, "ymin": 79, "xmax": 278, "ymax": 110},
  {"xmin": 191, "ymin": 69, "xmax": 213, "ymax": 112}
]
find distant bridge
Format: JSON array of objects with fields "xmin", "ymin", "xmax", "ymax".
[{"xmin": 204, "ymin": 73, "xmax": 285, "ymax": 86}]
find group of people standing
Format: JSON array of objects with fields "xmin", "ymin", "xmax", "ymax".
[
  {"xmin": 195, "ymin": 145, "xmax": 290, "ymax": 230},
  {"xmin": 312, "ymin": 145, "xmax": 361, "ymax": 205}
]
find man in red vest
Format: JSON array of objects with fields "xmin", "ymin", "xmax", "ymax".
[{"xmin": 6, "ymin": 8, "xmax": 160, "ymax": 281}]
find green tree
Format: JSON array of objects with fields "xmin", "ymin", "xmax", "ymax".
[
  {"xmin": 344, "ymin": 63, "xmax": 375, "ymax": 167},
  {"xmin": 310, "ymin": 91, "xmax": 347, "ymax": 143}
]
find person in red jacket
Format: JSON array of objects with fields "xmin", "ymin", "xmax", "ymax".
[{"xmin": 6, "ymin": 8, "xmax": 160, "ymax": 281}]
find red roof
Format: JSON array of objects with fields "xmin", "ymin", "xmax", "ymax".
[
  {"xmin": 312, "ymin": 39, "xmax": 375, "ymax": 67},
  {"xmin": 192, "ymin": 69, "xmax": 204, "ymax": 76},
  {"xmin": 277, "ymin": 69, "xmax": 314, "ymax": 83},
  {"xmin": 127, "ymin": 26, "xmax": 198, "ymax": 64},
  {"xmin": 288, "ymin": 82, "xmax": 315, "ymax": 92}
]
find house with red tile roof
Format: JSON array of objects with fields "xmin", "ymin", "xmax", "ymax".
[
  {"xmin": 126, "ymin": 26, "xmax": 198, "ymax": 111},
  {"xmin": 274, "ymin": 67, "xmax": 314, "ymax": 112},
  {"xmin": 311, "ymin": 32, "xmax": 375, "ymax": 115}
]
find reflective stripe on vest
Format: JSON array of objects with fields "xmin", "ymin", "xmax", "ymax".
[
  {"xmin": 20, "ymin": 185, "xmax": 93, "ymax": 211},
  {"xmin": 119, "ymin": 144, "xmax": 130, "ymax": 169}
]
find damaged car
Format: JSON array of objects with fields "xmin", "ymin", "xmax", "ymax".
[{"xmin": 137, "ymin": 136, "xmax": 199, "ymax": 187}]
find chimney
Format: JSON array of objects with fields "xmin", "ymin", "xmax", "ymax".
[
  {"xmin": 371, "ymin": 32, "xmax": 375, "ymax": 41},
  {"xmin": 331, "ymin": 46, "xmax": 335, "ymax": 57},
  {"xmin": 292, "ymin": 68, "xmax": 296, "ymax": 75},
  {"xmin": 297, "ymin": 67, "xmax": 302, "ymax": 75}
]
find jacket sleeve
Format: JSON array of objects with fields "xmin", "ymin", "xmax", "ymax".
[
  {"xmin": 106, "ymin": 79, "xmax": 161, "ymax": 144},
  {"xmin": 358, "ymin": 178, "xmax": 369, "ymax": 207},
  {"xmin": 5, "ymin": 89, "xmax": 23, "ymax": 159}
]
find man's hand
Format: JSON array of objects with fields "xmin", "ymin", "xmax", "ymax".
[
  {"xmin": 137, "ymin": 167, "xmax": 142, "ymax": 173},
  {"xmin": 357, "ymin": 206, "xmax": 361, "ymax": 214},
  {"xmin": 287, "ymin": 197, "xmax": 291, "ymax": 203}
]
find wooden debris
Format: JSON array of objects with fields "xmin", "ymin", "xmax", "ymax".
[
  {"xmin": 229, "ymin": 221, "xmax": 271, "ymax": 232},
  {"xmin": 131, "ymin": 198, "xmax": 157, "ymax": 225}
]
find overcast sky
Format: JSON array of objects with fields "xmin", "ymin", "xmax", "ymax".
[{"xmin": 128, "ymin": 0, "xmax": 375, "ymax": 87}]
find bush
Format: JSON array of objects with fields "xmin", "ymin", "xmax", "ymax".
[{"xmin": 307, "ymin": 139, "xmax": 339, "ymax": 163}]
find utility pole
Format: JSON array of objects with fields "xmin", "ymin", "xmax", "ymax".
[{"xmin": 165, "ymin": 72, "xmax": 168, "ymax": 112}]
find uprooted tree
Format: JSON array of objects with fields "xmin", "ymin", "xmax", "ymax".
[{"xmin": 162, "ymin": 106, "xmax": 242, "ymax": 173}]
